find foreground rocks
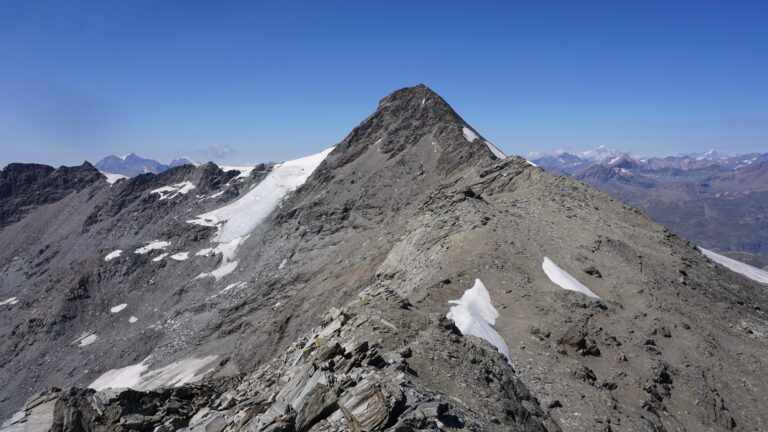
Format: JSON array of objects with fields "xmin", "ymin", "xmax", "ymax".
[{"xmin": 2, "ymin": 287, "xmax": 558, "ymax": 432}]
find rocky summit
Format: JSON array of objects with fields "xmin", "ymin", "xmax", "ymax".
[{"xmin": 1, "ymin": 85, "xmax": 767, "ymax": 432}]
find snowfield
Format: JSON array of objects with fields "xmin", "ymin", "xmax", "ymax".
[
  {"xmin": 446, "ymin": 279, "xmax": 512, "ymax": 365},
  {"xmin": 194, "ymin": 236, "xmax": 248, "ymax": 280},
  {"xmin": 700, "ymin": 248, "xmax": 768, "ymax": 284},
  {"xmin": 89, "ymin": 355, "xmax": 219, "ymax": 391},
  {"xmin": 189, "ymin": 147, "xmax": 334, "ymax": 243},
  {"xmin": 542, "ymin": 257, "xmax": 602, "ymax": 299},
  {"xmin": 150, "ymin": 181, "xmax": 196, "ymax": 200}
]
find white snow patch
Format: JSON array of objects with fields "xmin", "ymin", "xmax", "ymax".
[
  {"xmin": 446, "ymin": 279, "xmax": 512, "ymax": 364},
  {"xmin": 194, "ymin": 236, "xmax": 248, "ymax": 280},
  {"xmin": 150, "ymin": 181, "xmax": 196, "ymax": 200},
  {"xmin": 170, "ymin": 252, "xmax": 189, "ymax": 261},
  {"xmin": 279, "ymin": 258, "xmax": 288, "ymax": 270},
  {"xmin": 110, "ymin": 303, "xmax": 127, "ymax": 313},
  {"xmin": 135, "ymin": 241, "xmax": 171, "ymax": 254},
  {"xmin": 104, "ymin": 250, "xmax": 122, "ymax": 261},
  {"xmin": 462, "ymin": 126, "xmax": 479, "ymax": 142},
  {"xmin": 0, "ymin": 297, "xmax": 18, "ymax": 306},
  {"xmin": 190, "ymin": 148, "xmax": 333, "ymax": 243},
  {"xmin": 101, "ymin": 172, "xmax": 127, "ymax": 185},
  {"xmin": 196, "ymin": 261, "xmax": 238, "ymax": 280},
  {"xmin": 152, "ymin": 253, "xmax": 169, "ymax": 262},
  {"xmin": 77, "ymin": 333, "xmax": 98, "ymax": 347},
  {"xmin": 484, "ymin": 140, "xmax": 507, "ymax": 159},
  {"xmin": 89, "ymin": 356, "xmax": 218, "ymax": 391},
  {"xmin": 220, "ymin": 281, "xmax": 245, "ymax": 295},
  {"xmin": 195, "ymin": 248, "xmax": 215, "ymax": 256},
  {"xmin": 527, "ymin": 160, "xmax": 538, "ymax": 167},
  {"xmin": 129, "ymin": 316, "xmax": 138, "ymax": 323},
  {"xmin": 700, "ymin": 248, "xmax": 768, "ymax": 284},
  {"xmin": 89, "ymin": 359, "xmax": 149, "ymax": 390},
  {"xmin": 207, "ymin": 191, "xmax": 225, "ymax": 199},
  {"xmin": 542, "ymin": 257, "xmax": 601, "ymax": 299}
]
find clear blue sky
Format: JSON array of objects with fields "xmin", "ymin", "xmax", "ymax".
[{"xmin": 1, "ymin": 1, "xmax": 766, "ymax": 167}]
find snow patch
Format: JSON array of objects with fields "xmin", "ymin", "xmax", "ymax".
[
  {"xmin": 190, "ymin": 148, "xmax": 333, "ymax": 243},
  {"xmin": 462, "ymin": 126, "xmax": 479, "ymax": 142},
  {"xmin": 110, "ymin": 303, "xmax": 127, "ymax": 313},
  {"xmin": 542, "ymin": 257, "xmax": 601, "ymax": 299},
  {"xmin": 484, "ymin": 140, "xmax": 507, "ymax": 159},
  {"xmin": 0, "ymin": 297, "xmax": 19, "ymax": 306},
  {"xmin": 104, "ymin": 250, "xmax": 122, "ymax": 261},
  {"xmin": 129, "ymin": 316, "xmax": 138, "ymax": 323},
  {"xmin": 446, "ymin": 279, "xmax": 511, "ymax": 364},
  {"xmin": 170, "ymin": 252, "xmax": 189, "ymax": 261},
  {"xmin": 195, "ymin": 236, "xmax": 248, "ymax": 280},
  {"xmin": 135, "ymin": 241, "xmax": 171, "ymax": 254},
  {"xmin": 152, "ymin": 253, "xmax": 169, "ymax": 262},
  {"xmin": 220, "ymin": 281, "xmax": 245, "ymax": 295},
  {"xmin": 196, "ymin": 261, "xmax": 238, "ymax": 280},
  {"xmin": 150, "ymin": 181, "xmax": 196, "ymax": 200},
  {"xmin": 700, "ymin": 248, "xmax": 768, "ymax": 284},
  {"xmin": 77, "ymin": 333, "xmax": 98, "ymax": 347},
  {"xmin": 89, "ymin": 356, "xmax": 218, "ymax": 391}
]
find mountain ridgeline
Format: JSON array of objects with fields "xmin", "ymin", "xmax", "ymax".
[{"xmin": 1, "ymin": 85, "xmax": 767, "ymax": 432}]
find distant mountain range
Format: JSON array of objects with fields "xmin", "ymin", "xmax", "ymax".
[
  {"xmin": 94, "ymin": 153, "xmax": 200, "ymax": 176},
  {"xmin": 533, "ymin": 148, "xmax": 768, "ymax": 265},
  {"xmin": 534, "ymin": 148, "xmax": 768, "ymax": 175}
]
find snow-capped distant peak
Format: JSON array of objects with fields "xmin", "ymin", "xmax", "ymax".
[{"xmin": 578, "ymin": 145, "xmax": 619, "ymax": 161}]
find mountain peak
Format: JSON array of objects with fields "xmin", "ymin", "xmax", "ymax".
[
  {"xmin": 376, "ymin": 84, "xmax": 462, "ymax": 122},
  {"xmin": 321, "ymin": 84, "xmax": 499, "ymax": 174}
]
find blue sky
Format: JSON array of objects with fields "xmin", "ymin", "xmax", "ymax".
[{"xmin": 1, "ymin": 1, "xmax": 766, "ymax": 167}]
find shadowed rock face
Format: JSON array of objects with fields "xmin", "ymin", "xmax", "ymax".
[
  {"xmin": 1, "ymin": 85, "xmax": 767, "ymax": 431},
  {"xmin": 0, "ymin": 162, "xmax": 103, "ymax": 227}
]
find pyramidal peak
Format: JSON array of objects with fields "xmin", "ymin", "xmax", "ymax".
[{"xmin": 318, "ymin": 84, "xmax": 509, "ymax": 181}]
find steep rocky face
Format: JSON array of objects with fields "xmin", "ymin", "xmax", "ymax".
[
  {"xmin": 1, "ymin": 85, "xmax": 767, "ymax": 432},
  {"xmin": 0, "ymin": 162, "xmax": 103, "ymax": 227}
]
